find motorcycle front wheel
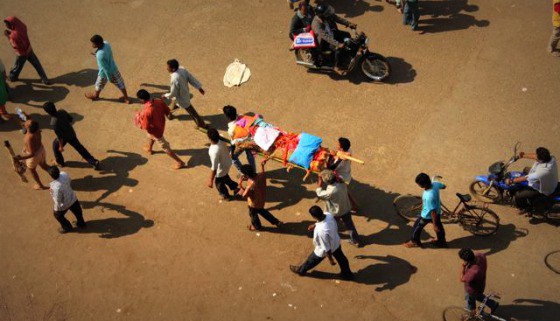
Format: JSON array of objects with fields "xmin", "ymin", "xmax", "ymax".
[
  {"xmin": 360, "ymin": 54, "xmax": 390, "ymax": 81},
  {"xmin": 469, "ymin": 180, "xmax": 502, "ymax": 203}
]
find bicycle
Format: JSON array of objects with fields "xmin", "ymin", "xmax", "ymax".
[
  {"xmin": 443, "ymin": 293, "xmax": 513, "ymax": 321},
  {"xmin": 544, "ymin": 250, "xmax": 560, "ymax": 274},
  {"xmin": 393, "ymin": 192, "xmax": 500, "ymax": 236}
]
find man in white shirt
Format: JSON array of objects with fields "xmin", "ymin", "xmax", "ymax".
[
  {"xmin": 508, "ymin": 147, "xmax": 560, "ymax": 213},
  {"xmin": 316, "ymin": 169, "xmax": 361, "ymax": 247},
  {"xmin": 163, "ymin": 59, "xmax": 207, "ymax": 129},
  {"xmin": 207, "ymin": 128, "xmax": 239, "ymax": 201},
  {"xmin": 290, "ymin": 206, "xmax": 353, "ymax": 280},
  {"xmin": 48, "ymin": 166, "xmax": 86, "ymax": 234}
]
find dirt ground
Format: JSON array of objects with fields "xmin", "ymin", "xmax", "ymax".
[{"xmin": 0, "ymin": 0, "xmax": 559, "ymax": 320}]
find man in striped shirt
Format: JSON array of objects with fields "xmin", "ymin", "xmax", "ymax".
[{"xmin": 48, "ymin": 166, "xmax": 86, "ymax": 234}]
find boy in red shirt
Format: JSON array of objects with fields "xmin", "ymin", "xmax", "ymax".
[
  {"xmin": 136, "ymin": 90, "xmax": 185, "ymax": 169},
  {"xmin": 459, "ymin": 248, "xmax": 499, "ymax": 315}
]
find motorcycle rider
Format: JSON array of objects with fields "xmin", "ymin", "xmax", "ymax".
[
  {"xmin": 289, "ymin": 1, "xmax": 314, "ymax": 40},
  {"xmin": 506, "ymin": 147, "xmax": 560, "ymax": 214},
  {"xmin": 311, "ymin": 3, "xmax": 357, "ymax": 75}
]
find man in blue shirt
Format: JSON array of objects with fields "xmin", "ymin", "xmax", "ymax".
[{"xmin": 404, "ymin": 173, "xmax": 448, "ymax": 248}]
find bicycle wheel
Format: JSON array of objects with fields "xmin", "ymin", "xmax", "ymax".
[
  {"xmin": 393, "ymin": 195, "xmax": 422, "ymax": 221},
  {"xmin": 545, "ymin": 250, "xmax": 560, "ymax": 274},
  {"xmin": 459, "ymin": 206, "xmax": 500, "ymax": 236},
  {"xmin": 443, "ymin": 306, "xmax": 475, "ymax": 321}
]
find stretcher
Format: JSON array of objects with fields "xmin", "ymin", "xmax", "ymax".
[{"xmin": 197, "ymin": 113, "xmax": 364, "ymax": 181}]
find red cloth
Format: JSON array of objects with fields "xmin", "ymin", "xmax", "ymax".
[
  {"xmin": 140, "ymin": 99, "xmax": 170, "ymax": 138},
  {"xmin": 555, "ymin": 3, "xmax": 560, "ymax": 14},
  {"xmin": 5, "ymin": 16, "xmax": 32, "ymax": 57}
]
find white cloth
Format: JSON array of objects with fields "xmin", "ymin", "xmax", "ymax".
[
  {"xmin": 164, "ymin": 66, "xmax": 202, "ymax": 108},
  {"xmin": 223, "ymin": 59, "xmax": 251, "ymax": 87},
  {"xmin": 209, "ymin": 141, "xmax": 233, "ymax": 178},
  {"xmin": 527, "ymin": 156, "xmax": 559, "ymax": 195},
  {"xmin": 253, "ymin": 127, "xmax": 280, "ymax": 151},
  {"xmin": 316, "ymin": 182, "xmax": 352, "ymax": 217},
  {"xmin": 334, "ymin": 149, "xmax": 352, "ymax": 183},
  {"xmin": 49, "ymin": 172, "xmax": 78, "ymax": 211},
  {"xmin": 313, "ymin": 213, "xmax": 341, "ymax": 257}
]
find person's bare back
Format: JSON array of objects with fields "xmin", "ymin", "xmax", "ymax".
[{"xmin": 24, "ymin": 129, "xmax": 43, "ymax": 155}]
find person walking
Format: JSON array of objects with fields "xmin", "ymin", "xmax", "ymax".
[
  {"xmin": 238, "ymin": 159, "xmax": 283, "ymax": 231},
  {"xmin": 14, "ymin": 119, "xmax": 49, "ymax": 190},
  {"xmin": 0, "ymin": 57, "xmax": 10, "ymax": 121},
  {"xmin": 397, "ymin": 0, "xmax": 420, "ymax": 31},
  {"xmin": 316, "ymin": 169, "xmax": 361, "ymax": 247},
  {"xmin": 136, "ymin": 89, "xmax": 185, "ymax": 169},
  {"xmin": 48, "ymin": 166, "xmax": 86, "ymax": 234},
  {"xmin": 163, "ymin": 59, "xmax": 207, "ymax": 129},
  {"xmin": 549, "ymin": 0, "xmax": 560, "ymax": 56},
  {"xmin": 458, "ymin": 248, "xmax": 499, "ymax": 316},
  {"xmin": 290, "ymin": 205, "xmax": 354, "ymax": 280},
  {"xmin": 222, "ymin": 105, "xmax": 256, "ymax": 172},
  {"xmin": 328, "ymin": 137, "xmax": 358, "ymax": 210},
  {"xmin": 207, "ymin": 128, "xmax": 239, "ymax": 201},
  {"xmin": 404, "ymin": 173, "xmax": 447, "ymax": 248},
  {"xmin": 42, "ymin": 102, "xmax": 100, "ymax": 169},
  {"xmin": 85, "ymin": 35, "xmax": 130, "ymax": 104},
  {"xmin": 3, "ymin": 16, "xmax": 50, "ymax": 84}
]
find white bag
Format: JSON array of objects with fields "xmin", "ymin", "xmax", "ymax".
[{"xmin": 223, "ymin": 59, "xmax": 251, "ymax": 88}]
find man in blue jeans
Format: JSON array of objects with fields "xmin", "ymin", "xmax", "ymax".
[
  {"xmin": 42, "ymin": 102, "xmax": 99, "ymax": 169},
  {"xmin": 290, "ymin": 206, "xmax": 354, "ymax": 280},
  {"xmin": 459, "ymin": 248, "xmax": 499, "ymax": 315},
  {"xmin": 404, "ymin": 173, "xmax": 447, "ymax": 248},
  {"xmin": 222, "ymin": 105, "xmax": 255, "ymax": 172}
]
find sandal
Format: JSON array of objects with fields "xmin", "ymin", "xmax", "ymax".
[
  {"xmin": 247, "ymin": 224, "xmax": 259, "ymax": 231},
  {"xmin": 85, "ymin": 92, "xmax": 99, "ymax": 101},
  {"xmin": 404, "ymin": 241, "xmax": 420, "ymax": 248}
]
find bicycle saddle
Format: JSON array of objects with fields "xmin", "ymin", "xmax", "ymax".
[{"xmin": 456, "ymin": 193, "xmax": 472, "ymax": 203}]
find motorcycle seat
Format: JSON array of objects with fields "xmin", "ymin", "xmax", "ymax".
[{"xmin": 456, "ymin": 193, "xmax": 472, "ymax": 203}]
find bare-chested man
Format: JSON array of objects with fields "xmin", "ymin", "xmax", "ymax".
[{"xmin": 14, "ymin": 120, "xmax": 49, "ymax": 189}]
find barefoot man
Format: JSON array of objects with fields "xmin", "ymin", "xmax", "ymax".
[
  {"xmin": 85, "ymin": 35, "xmax": 130, "ymax": 104},
  {"xmin": 136, "ymin": 89, "xmax": 185, "ymax": 169},
  {"xmin": 14, "ymin": 119, "xmax": 49, "ymax": 189}
]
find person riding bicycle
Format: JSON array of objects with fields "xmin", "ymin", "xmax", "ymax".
[
  {"xmin": 506, "ymin": 147, "xmax": 559, "ymax": 214},
  {"xmin": 311, "ymin": 4, "xmax": 357, "ymax": 74},
  {"xmin": 458, "ymin": 248, "xmax": 499, "ymax": 316}
]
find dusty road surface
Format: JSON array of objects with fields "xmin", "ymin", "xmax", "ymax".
[{"xmin": 1, "ymin": 0, "xmax": 559, "ymax": 320}]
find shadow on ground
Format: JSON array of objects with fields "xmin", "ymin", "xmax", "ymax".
[
  {"xmin": 497, "ymin": 299, "xmax": 560, "ymax": 321},
  {"xmin": 328, "ymin": 0, "xmax": 384, "ymax": 18},
  {"xmin": 72, "ymin": 150, "xmax": 147, "ymax": 202},
  {"xmin": 306, "ymin": 254, "xmax": 417, "ymax": 291},
  {"xmin": 418, "ymin": 0, "xmax": 490, "ymax": 34},
  {"xmin": 79, "ymin": 201, "xmax": 154, "ymax": 238}
]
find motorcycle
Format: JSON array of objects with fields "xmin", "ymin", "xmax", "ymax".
[
  {"xmin": 292, "ymin": 29, "xmax": 391, "ymax": 82},
  {"xmin": 469, "ymin": 142, "xmax": 560, "ymax": 219}
]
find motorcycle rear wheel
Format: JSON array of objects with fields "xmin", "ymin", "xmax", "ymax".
[
  {"xmin": 295, "ymin": 49, "xmax": 314, "ymax": 64},
  {"xmin": 469, "ymin": 180, "xmax": 502, "ymax": 204},
  {"xmin": 360, "ymin": 55, "xmax": 390, "ymax": 81}
]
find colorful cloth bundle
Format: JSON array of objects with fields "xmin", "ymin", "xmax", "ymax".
[{"xmin": 230, "ymin": 114, "xmax": 334, "ymax": 177}]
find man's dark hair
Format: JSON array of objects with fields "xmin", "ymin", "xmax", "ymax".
[
  {"xmin": 207, "ymin": 128, "xmax": 220, "ymax": 143},
  {"xmin": 90, "ymin": 34, "xmax": 104, "ymax": 45},
  {"xmin": 536, "ymin": 147, "xmax": 552, "ymax": 163},
  {"xmin": 42, "ymin": 102, "xmax": 57, "ymax": 116},
  {"xmin": 47, "ymin": 165, "xmax": 60, "ymax": 180},
  {"xmin": 240, "ymin": 164, "xmax": 256, "ymax": 178},
  {"xmin": 309, "ymin": 205, "xmax": 325, "ymax": 220},
  {"xmin": 28, "ymin": 120, "xmax": 39, "ymax": 133},
  {"xmin": 338, "ymin": 137, "xmax": 351, "ymax": 152},
  {"xmin": 167, "ymin": 59, "xmax": 179, "ymax": 71},
  {"xmin": 222, "ymin": 105, "xmax": 237, "ymax": 121},
  {"xmin": 458, "ymin": 248, "xmax": 475, "ymax": 263},
  {"xmin": 136, "ymin": 89, "xmax": 151, "ymax": 101},
  {"xmin": 415, "ymin": 172, "xmax": 431, "ymax": 189}
]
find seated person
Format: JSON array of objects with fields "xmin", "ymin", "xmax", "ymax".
[
  {"xmin": 311, "ymin": 4, "xmax": 356, "ymax": 74},
  {"xmin": 507, "ymin": 147, "xmax": 559, "ymax": 213},
  {"xmin": 289, "ymin": 2, "xmax": 314, "ymax": 40}
]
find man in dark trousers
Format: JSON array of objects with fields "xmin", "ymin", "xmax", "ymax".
[
  {"xmin": 48, "ymin": 166, "xmax": 86, "ymax": 234},
  {"xmin": 42, "ymin": 102, "xmax": 99, "ymax": 169},
  {"xmin": 458, "ymin": 248, "xmax": 499, "ymax": 315},
  {"xmin": 290, "ymin": 206, "xmax": 354, "ymax": 280}
]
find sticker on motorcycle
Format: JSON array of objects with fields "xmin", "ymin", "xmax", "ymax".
[{"xmin": 293, "ymin": 32, "xmax": 317, "ymax": 49}]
